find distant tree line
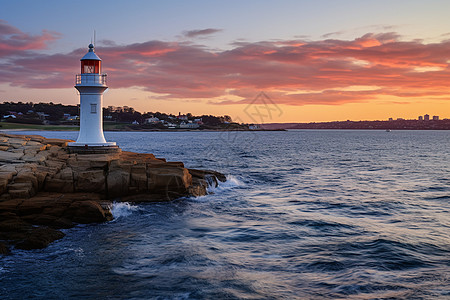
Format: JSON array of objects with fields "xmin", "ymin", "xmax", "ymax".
[
  {"xmin": 103, "ymin": 105, "xmax": 233, "ymax": 125},
  {"xmin": 0, "ymin": 101, "xmax": 78, "ymax": 122},
  {"xmin": 0, "ymin": 101, "xmax": 233, "ymax": 126}
]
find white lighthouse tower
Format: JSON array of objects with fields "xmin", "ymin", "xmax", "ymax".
[{"xmin": 68, "ymin": 44, "xmax": 118, "ymax": 152}]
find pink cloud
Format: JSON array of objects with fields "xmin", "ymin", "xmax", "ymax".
[
  {"xmin": 1, "ymin": 20, "xmax": 450, "ymax": 106},
  {"xmin": 0, "ymin": 20, "xmax": 61, "ymax": 57}
]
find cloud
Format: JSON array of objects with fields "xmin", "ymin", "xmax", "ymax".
[
  {"xmin": 183, "ymin": 28, "xmax": 222, "ymax": 38},
  {"xmin": 0, "ymin": 20, "xmax": 61, "ymax": 57},
  {"xmin": 2, "ymin": 20, "xmax": 450, "ymax": 107},
  {"xmin": 322, "ymin": 31, "xmax": 346, "ymax": 38}
]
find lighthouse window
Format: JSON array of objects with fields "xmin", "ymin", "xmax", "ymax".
[
  {"xmin": 90, "ymin": 104, "xmax": 97, "ymax": 114},
  {"xmin": 82, "ymin": 61, "xmax": 100, "ymax": 73}
]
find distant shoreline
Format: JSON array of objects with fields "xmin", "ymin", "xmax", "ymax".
[{"xmin": 0, "ymin": 127, "xmax": 286, "ymax": 132}]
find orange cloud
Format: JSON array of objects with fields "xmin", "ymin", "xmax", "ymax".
[{"xmin": 1, "ymin": 20, "xmax": 450, "ymax": 108}]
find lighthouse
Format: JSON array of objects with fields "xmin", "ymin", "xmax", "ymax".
[{"xmin": 68, "ymin": 44, "xmax": 118, "ymax": 153}]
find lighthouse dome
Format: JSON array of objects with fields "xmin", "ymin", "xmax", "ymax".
[{"xmin": 80, "ymin": 44, "xmax": 102, "ymax": 61}]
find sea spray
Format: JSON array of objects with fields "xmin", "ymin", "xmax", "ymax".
[
  {"xmin": 111, "ymin": 202, "xmax": 139, "ymax": 219},
  {"xmin": 207, "ymin": 174, "xmax": 244, "ymax": 193}
]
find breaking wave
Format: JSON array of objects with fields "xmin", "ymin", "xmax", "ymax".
[{"xmin": 111, "ymin": 202, "xmax": 139, "ymax": 219}]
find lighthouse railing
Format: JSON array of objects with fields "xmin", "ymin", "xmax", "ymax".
[{"xmin": 75, "ymin": 74, "xmax": 107, "ymax": 85}]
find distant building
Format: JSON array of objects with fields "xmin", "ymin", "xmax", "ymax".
[
  {"xmin": 418, "ymin": 116, "xmax": 423, "ymax": 121},
  {"xmin": 249, "ymin": 124, "xmax": 260, "ymax": 130},
  {"xmin": 145, "ymin": 116, "xmax": 160, "ymax": 124},
  {"xmin": 132, "ymin": 120, "xmax": 140, "ymax": 125},
  {"xmin": 424, "ymin": 114, "xmax": 430, "ymax": 121},
  {"xmin": 432, "ymin": 116, "xmax": 439, "ymax": 121},
  {"xmin": 388, "ymin": 118, "xmax": 393, "ymax": 121},
  {"xmin": 397, "ymin": 118, "xmax": 404, "ymax": 121},
  {"xmin": 36, "ymin": 112, "xmax": 50, "ymax": 120},
  {"xmin": 180, "ymin": 121, "xmax": 199, "ymax": 129}
]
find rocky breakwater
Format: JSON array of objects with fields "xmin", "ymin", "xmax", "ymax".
[{"xmin": 0, "ymin": 133, "xmax": 225, "ymax": 254}]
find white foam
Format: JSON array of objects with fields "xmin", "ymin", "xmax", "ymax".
[
  {"xmin": 111, "ymin": 202, "xmax": 139, "ymax": 219},
  {"xmin": 207, "ymin": 175, "xmax": 244, "ymax": 193}
]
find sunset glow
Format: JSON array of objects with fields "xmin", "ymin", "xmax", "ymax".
[{"xmin": 1, "ymin": 1, "xmax": 450, "ymax": 122}]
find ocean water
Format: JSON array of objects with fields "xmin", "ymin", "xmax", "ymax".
[{"xmin": 0, "ymin": 130, "xmax": 449, "ymax": 299}]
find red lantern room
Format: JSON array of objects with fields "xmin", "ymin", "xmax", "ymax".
[{"xmin": 80, "ymin": 44, "xmax": 101, "ymax": 74}]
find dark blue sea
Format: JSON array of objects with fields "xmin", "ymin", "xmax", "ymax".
[{"xmin": 1, "ymin": 130, "xmax": 449, "ymax": 299}]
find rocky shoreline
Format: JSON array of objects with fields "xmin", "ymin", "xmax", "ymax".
[{"xmin": 0, "ymin": 133, "xmax": 226, "ymax": 254}]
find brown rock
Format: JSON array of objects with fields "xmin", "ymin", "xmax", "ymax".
[
  {"xmin": 15, "ymin": 227, "xmax": 65, "ymax": 250},
  {"xmin": 130, "ymin": 164, "xmax": 147, "ymax": 191},
  {"xmin": 66, "ymin": 200, "xmax": 112, "ymax": 224},
  {"xmin": 0, "ymin": 151, "xmax": 24, "ymax": 162},
  {"xmin": 8, "ymin": 187, "xmax": 33, "ymax": 199},
  {"xmin": 0, "ymin": 199, "xmax": 22, "ymax": 213},
  {"xmin": 0, "ymin": 171, "xmax": 15, "ymax": 194},
  {"xmin": 48, "ymin": 145, "xmax": 61, "ymax": 154},
  {"xmin": 74, "ymin": 170, "xmax": 105, "ymax": 192},
  {"xmin": 189, "ymin": 169, "xmax": 227, "ymax": 183},
  {"xmin": 58, "ymin": 167, "xmax": 73, "ymax": 180},
  {"xmin": 147, "ymin": 167, "xmax": 192, "ymax": 194},
  {"xmin": 0, "ymin": 214, "xmax": 28, "ymax": 232},
  {"xmin": 8, "ymin": 138, "xmax": 27, "ymax": 148},
  {"xmin": 28, "ymin": 135, "xmax": 46, "ymax": 143},
  {"xmin": 44, "ymin": 178, "xmax": 74, "ymax": 193},
  {"xmin": 15, "ymin": 169, "xmax": 39, "ymax": 190},
  {"xmin": 35, "ymin": 169, "xmax": 48, "ymax": 189},
  {"xmin": 44, "ymin": 138, "xmax": 74, "ymax": 147},
  {"xmin": 44, "ymin": 159, "xmax": 66, "ymax": 172},
  {"xmin": 106, "ymin": 169, "xmax": 130, "ymax": 197}
]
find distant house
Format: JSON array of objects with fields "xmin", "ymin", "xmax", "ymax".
[
  {"xmin": 132, "ymin": 120, "xmax": 140, "ymax": 125},
  {"xmin": 3, "ymin": 115, "xmax": 17, "ymax": 119},
  {"xmin": 67, "ymin": 115, "xmax": 79, "ymax": 121},
  {"xmin": 249, "ymin": 124, "xmax": 260, "ymax": 130},
  {"xmin": 36, "ymin": 112, "xmax": 50, "ymax": 120},
  {"xmin": 193, "ymin": 118, "xmax": 203, "ymax": 125},
  {"xmin": 180, "ymin": 121, "xmax": 199, "ymax": 129},
  {"xmin": 145, "ymin": 116, "xmax": 160, "ymax": 124}
]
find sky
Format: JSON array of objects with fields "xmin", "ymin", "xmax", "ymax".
[{"xmin": 1, "ymin": 0, "xmax": 450, "ymax": 123}]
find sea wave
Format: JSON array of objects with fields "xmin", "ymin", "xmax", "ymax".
[
  {"xmin": 207, "ymin": 174, "xmax": 244, "ymax": 194},
  {"xmin": 111, "ymin": 202, "xmax": 139, "ymax": 219}
]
